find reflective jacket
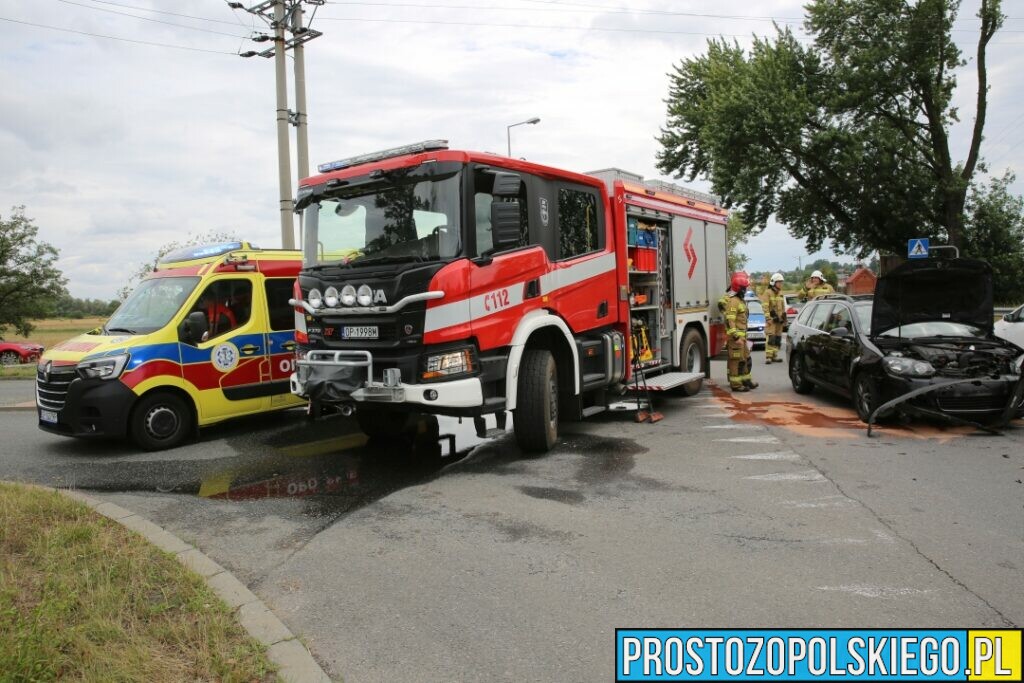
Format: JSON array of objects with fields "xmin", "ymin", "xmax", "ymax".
[{"xmin": 724, "ymin": 294, "xmax": 748, "ymax": 339}]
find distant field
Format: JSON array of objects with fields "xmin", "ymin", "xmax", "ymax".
[{"xmin": 1, "ymin": 318, "xmax": 106, "ymax": 379}]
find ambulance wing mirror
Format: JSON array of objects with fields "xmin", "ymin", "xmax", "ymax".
[{"xmin": 179, "ymin": 311, "xmax": 209, "ymax": 345}]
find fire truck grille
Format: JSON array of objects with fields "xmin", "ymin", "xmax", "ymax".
[{"xmin": 37, "ymin": 367, "xmax": 77, "ymax": 410}]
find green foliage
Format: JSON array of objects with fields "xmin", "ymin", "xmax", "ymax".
[
  {"xmin": 726, "ymin": 214, "xmax": 751, "ymax": 272},
  {"xmin": 963, "ymin": 173, "xmax": 1024, "ymax": 303},
  {"xmin": 657, "ymin": 0, "xmax": 1004, "ymax": 257},
  {"xmin": 118, "ymin": 229, "xmax": 239, "ymax": 300},
  {"xmin": 0, "ymin": 207, "xmax": 67, "ymax": 338},
  {"xmin": 52, "ymin": 294, "xmax": 119, "ymax": 319}
]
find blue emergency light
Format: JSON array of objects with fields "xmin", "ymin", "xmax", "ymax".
[
  {"xmin": 159, "ymin": 241, "xmax": 246, "ymax": 264},
  {"xmin": 317, "ymin": 140, "xmax": 449, "ymax": 173}
]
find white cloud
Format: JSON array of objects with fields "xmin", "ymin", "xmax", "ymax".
[{"xmin": 0, "ymin": 0, "xmax": 1020, "ymax": 298}]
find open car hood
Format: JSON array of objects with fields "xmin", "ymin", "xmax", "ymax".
[{"xmin": 871, "ymin": 258, "xmax": 994, "ymax": 336}]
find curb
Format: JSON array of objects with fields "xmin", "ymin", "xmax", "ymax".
[
  {"xmin": 0, "ymin": 401, "xmax": 36, "ymax": 412},
  {"xmin": 53, "ymin": 487, "xmax": 333, "ymax": 683}
]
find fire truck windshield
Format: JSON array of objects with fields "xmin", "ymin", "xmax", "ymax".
[{"xmin": 304, "ymin": 169, "xmax": 462, "ymax": 266}]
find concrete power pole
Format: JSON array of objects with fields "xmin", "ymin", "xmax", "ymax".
[
  {"xmin": 272, "ymin": 1, "xmax": 294, "ymax": 248},
  {"xmin": 233, "ymin": 0, "xmax": 323, "ymax": 250}
]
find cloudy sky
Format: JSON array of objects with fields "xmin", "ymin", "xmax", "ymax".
[{"xmin": 2, "ymin": 0, "xmax": 1021, "ymax": 299}]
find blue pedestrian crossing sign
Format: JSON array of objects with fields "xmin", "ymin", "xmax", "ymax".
[{"xmin": 907, "ymin": 238, "xmax": 930, "ymax": 259}]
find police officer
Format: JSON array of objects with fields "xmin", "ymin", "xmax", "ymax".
[
  {"xmin": 801, "ymin": 270, "xmax": 834, "ymax": 301},
  {"xmin": 764, "ymin": 272, "xmax": 787, "ymax": 364},
  {"xmin": 724, "ymin": 272, "xmax": 758, "ymax": 392}
]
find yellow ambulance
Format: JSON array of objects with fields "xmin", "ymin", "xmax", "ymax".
[{"xmin": 36, "ymin": 242, "xmax": 305, "ymax": 450}]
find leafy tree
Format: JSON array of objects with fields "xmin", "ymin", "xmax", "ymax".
[
  {"xmin": 963, "ymin": 173, "xmax": 1024, "ymax": 304},
  {"xmin": 657, "ymin": 0, "xmax": 1004, "ymax": 256},
  {"xmin": 0, "ymin": 207, "xmax": 67, "ymax": 337},
  {"xmin": 52, "ymin": 294, "xmax": 120, "ymax": 319},
  {"xmin": 726, "ymin": 214, "xmax": 751, "ymax": 273},
  {"xmin": 119, "ymin": 230, "xmax": 239, "ymax": 300}
]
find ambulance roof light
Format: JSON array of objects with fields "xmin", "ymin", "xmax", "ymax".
[
  {"xmin": 317, "ymin": 139, "xmax": 449, "ymax": 174},
  {"xmin": 159, "ymin": 241, "xmax": 247, "ymax": 264}
]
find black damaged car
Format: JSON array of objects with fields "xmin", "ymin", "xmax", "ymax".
[{"xmin": 786, "ymin": 258, "xmax": 1024, "ymax": 429}]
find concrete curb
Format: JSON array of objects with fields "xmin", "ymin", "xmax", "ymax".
[
  {"xmin": 53, "ymin": 487, "xmax": 333, "ymax": 683},
  {"xmin": 0, "ymin": 401, "xmax": 37, "ymax": 411}
]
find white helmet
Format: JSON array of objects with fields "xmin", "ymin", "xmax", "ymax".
[
  {"xmin": 770, "ymin": 272, "xmax": 784, "ymax": 285},
  {"xmin": 810, "ymin": 270, "xmax": 825, "ymax": 281}
]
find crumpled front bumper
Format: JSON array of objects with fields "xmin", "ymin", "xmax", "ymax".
[{"xmin": 290, "ymin": 349, "xmax": 483, "ymax": 410}]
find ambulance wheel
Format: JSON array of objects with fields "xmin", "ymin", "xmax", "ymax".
[
  {"xmin": 675, "ymin": 328, "xmax": 705, "ymax": 397},
  {"xmin": 355, "ymin": 409, "xmax": 410, "ymax": 440},
  {"xmin": 513, "ymin": 349, "xmax": 558, "ymax": 453},
  {"xmin": 131, "ymin": 392, "xmax": 193, "ymax": 451}
]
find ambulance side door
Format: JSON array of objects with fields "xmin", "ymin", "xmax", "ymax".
[
  {"xmin": 179, "ymin": 275, "xmax": 269, "ymax": 421},
  {"xmin": 264, "ymin": 277, "xmax": 304, "ymax": 407}
]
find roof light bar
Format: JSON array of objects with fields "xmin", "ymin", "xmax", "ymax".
[{"xmin": 317, "ymin": 139, "xmax": 449, "ymax": 174}]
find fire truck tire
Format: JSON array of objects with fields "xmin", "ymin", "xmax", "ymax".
[
  {"xmin": 130, "ymin": 391, "xmax": 193, "ymax": 451},
  {"xmin": 675, "ymin": 328, "xmax": 706, "ymax": 396},
  {"xmin": 513, "ymin": 348, "xmax": 558, "ymax": 453},
  {"xmin": 355, "ymin": 409, "xmax": 411, "ymax": 440}
]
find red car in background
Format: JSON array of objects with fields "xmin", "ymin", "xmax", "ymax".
[{"xmin": 0, "ymin": 340, "xmax": 44, "ymax": 365}]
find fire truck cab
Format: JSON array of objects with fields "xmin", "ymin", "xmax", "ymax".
[{"xmin": 290, "ymin": 140, "xmax": 727, "ymax": 452}]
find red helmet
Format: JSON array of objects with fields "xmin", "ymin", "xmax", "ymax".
[{"xmin": 730, "ymin": 271, "xmax": 750, "ymax": 290}]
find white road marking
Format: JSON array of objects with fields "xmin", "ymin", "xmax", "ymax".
[
  {"xmin": 778, "ymin": 496, "xmax": 856, "ymax": 508},
  {"xmin": 715, "ymin": 435, "xmax": 780, "ymax": 444},
  {"xmin": 731, "ymin": 451, "xmax": 800, "ymax": 460},
  {"xmin": 745, "ymin": 470, "xmax": 826, "ymax": 482}
]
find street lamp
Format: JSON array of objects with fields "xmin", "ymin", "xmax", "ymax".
[{"xmin": 507, "ymin": 117, "xmax": 540, "ymax": 157}]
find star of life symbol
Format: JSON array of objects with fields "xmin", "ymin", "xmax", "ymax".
[{"xmin": 212, "ymin": 342, "xmax": 239, "ymax": 372}]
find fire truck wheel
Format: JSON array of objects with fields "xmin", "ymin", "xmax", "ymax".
[
  {"xmin": 355, "ymin": 409, "xmax": 411, "ymax": 440},
  {"xmin": 676, "ymin": 328, "xmax": 706, "ymax": 397},
  {"xmin": 513, "ymin": 348, "xmax": 558, "ymax": 453},
  {"xmin": 130, "ymin": 391, "xmax": 193, "ymax": 451}
]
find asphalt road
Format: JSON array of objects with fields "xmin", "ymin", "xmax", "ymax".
[{"xmin": 1, "ymin": 360, "xmax": 1021, "ymax": 682}]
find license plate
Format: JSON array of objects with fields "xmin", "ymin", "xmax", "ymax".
[
  {"xmin": 342, "ymin": 326, "xmax": 379, "ymax": 340},
  {"xmin": 40, "ymin": 409, "xmax": 58, "ymax": 424}
]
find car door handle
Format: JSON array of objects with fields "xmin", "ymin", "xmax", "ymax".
[
  {"xmin": 240, "ymin": 344, "xmax": 260, "ymax": 355},
  {"xmin": 282, "ymin": 340, "xmax": 296, "ymax": 351}
]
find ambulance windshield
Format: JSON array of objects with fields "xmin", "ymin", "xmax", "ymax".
[
  {"xmin": 106, "ymin": 277, "xmax": 200, "ymax": 335},
  {"xmin": 305, "ymin": 168, "xmax": 461, "ymax": 266}
]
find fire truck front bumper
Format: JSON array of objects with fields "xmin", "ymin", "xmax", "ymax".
[{"xmin": 290, "ymin": 350, "xmax": 484, "ymax": 410}]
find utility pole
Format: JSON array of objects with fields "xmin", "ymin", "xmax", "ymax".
[{"xmin": 232, "ymin": 0, "xmax": 323, "ymax": 250}]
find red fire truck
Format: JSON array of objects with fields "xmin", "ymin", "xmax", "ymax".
[{"xmin": 289, "ymin": 140, "xmax": 728, "ymax": 452}]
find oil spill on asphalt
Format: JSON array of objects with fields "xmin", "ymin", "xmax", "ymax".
[{"xmin": 709, "ymin": 385, "xmax": 993, "ymax": 442}]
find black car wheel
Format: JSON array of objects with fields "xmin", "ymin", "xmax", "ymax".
[
  {"xmin": 853, "ymin": 372, "xmax": 881, "ymax": 424},
  {"xmin": 789, "ymin": 352, "xmax": 813, "ymax": 394},
  {"xmin": 130, "ymin": 391, "xmax": 193, "ymax": 451}
]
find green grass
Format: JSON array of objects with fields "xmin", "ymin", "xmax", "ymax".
[{"xmin": 0, "ymin": 483, "xmax": 275, "ymax": 682}]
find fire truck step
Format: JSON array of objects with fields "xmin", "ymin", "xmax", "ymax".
[
  {"xmin": 581, "ymin": 405, "xmax": 606, "ymax": 418},
  {"xmin": 609, "ymin": 401, "xmax": 646, "ymax": 412},
  {"xmin": 637, "ymin": 371, "xmax": 704, "ymax": 392}
]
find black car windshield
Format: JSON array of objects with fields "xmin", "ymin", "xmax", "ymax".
[
  {"xmin": 106, "ymin": 277, "xmax": 199, "ymax": 335},
  {"xmin": 304, "ymin": 169, "xmax": 461, "ymax": 266},
  {"xmin": 876, "ymin": 320, "xmax": 987, "ymax": 339}
]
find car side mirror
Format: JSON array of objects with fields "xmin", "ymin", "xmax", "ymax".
[
  {"xmin": 491, "ymin": 200, "xmax": 522, "ymax": 251},
  {"xmin": 179, "ymin": 311, "xmax": 208, "ymax": 345},
  {"xmin": 830, "ymin": 326, "xmax": 851, "ymax": 338}
]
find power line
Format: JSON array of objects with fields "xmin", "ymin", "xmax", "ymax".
[
  {"xmin": 315, "ymin": 15, "xmax": 757, "ymax": 37},
  {"xmin": 0, "ymin": 15, "xmax": 239, "ymax": 54},
  {"xmin": 53, "ymin": 0, "xmax": 253, "ymax": 39},
  {"xmin": 64, "ymin": 0, "xmax": 244, "ymax": 27}
]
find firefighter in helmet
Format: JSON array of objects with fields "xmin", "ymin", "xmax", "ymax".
[
  {"xmin": 724, "ymin": 272, "xmax": 758, "ymax": 392},
  {"xmin": 764, "ymin": 272, "xmax": 787, "ymax": 364},
  {"xmin": 801, "ymin": 270, "xmax": 834, "ymax": 301}
]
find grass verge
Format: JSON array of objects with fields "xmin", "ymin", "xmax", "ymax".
[{"xmin": 0, "ymin": 483, "xmax": 274, "ymax": 681}]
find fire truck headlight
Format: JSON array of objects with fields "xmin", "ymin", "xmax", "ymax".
[
  {"xmin": 341, "ymin": 285, "xmax": 357, "ymax": 306},
  {"xmin": 357, "ymin": 285, "xmax": 373, "ymax": 306},
  {"xmin": 308, "ymin": 288, "xmax": 323, "ymax": 309},
  {"xmin": 323, "ymin": 286, "xmax": 339, "ymax": 308},
  {"xmin": 77, "ymin": 353, "xmax": 130, "ymax": 381},
  {"xmin": 422, "ymin": 348, "xmax": 474, "ymax": 380}
]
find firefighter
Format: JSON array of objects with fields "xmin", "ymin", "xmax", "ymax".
[
  {"xmin": 801, "ymin": 270, "xmax": 834, "ymax": 301},
  {"xmin": 764, "ymin": 272, "xmax": 787, "ymax": 364},
  {"xmin": 724, "ymin": 272, "xmax": 758, "ymax": 392}
]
